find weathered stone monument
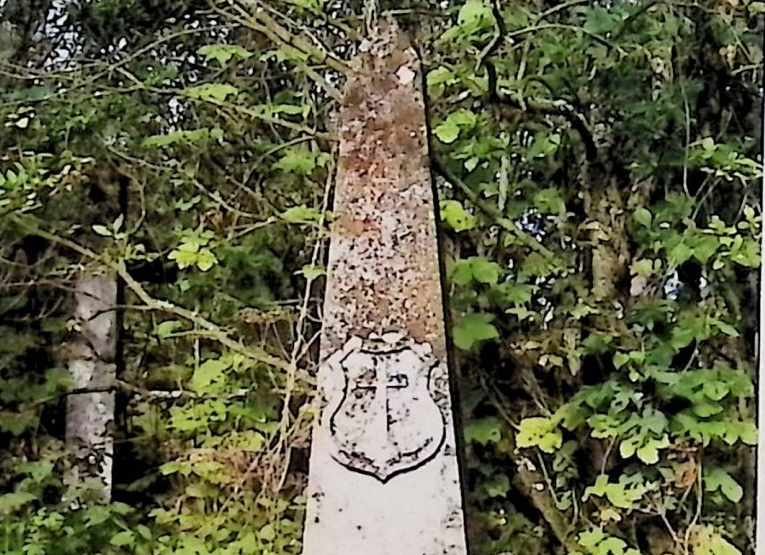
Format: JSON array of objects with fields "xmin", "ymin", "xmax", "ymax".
[{"xmin": 302, "ymin": 18, "xmax": 468, "ymax": 555}]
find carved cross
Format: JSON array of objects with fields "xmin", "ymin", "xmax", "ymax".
[{"xmin": 355, "ymin": 368, "xmax": 408, "ymax": 396}]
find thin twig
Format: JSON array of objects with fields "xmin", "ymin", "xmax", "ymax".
[{"xmin": 216, "ymin": 0, "xmax": 351, "ymax": 75}]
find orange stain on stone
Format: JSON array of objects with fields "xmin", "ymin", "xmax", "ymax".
[{"xmin": 321, "ymin": 22, "xmax": 447, "ymax": 361}]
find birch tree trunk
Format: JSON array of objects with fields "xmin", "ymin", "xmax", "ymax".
[
  {"xmin": 64, "ymin": 274, "xmax": 117, "ymax": 503},
  {"xmin": 38, "ymin": 0, "xmax": 121, "ymax": 503}
]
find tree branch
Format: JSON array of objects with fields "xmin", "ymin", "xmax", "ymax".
[
  {"xmin": 67, "ymin": 381, "xmax": 253, "ymax": 400},
  {"xmin": 513, "ymin": 462, "xmax": 577, "ymax": 551},
  {"xmin": 432, "ymin": 157, "xmax": 557, "ymax": 259},
  {"xmin": 471, "ymin": 3, "xmax": 598, "ymax": 162},
  {"xmin": 478, "ymin": 372, "xmax": 575, "ymax": 550},
  {"xmin": 13, "ymin": 217, "xmax": 289, "ymax": 372},
  {"xmin": 491, "ymin": 91, "xmax": 598, "ymax": 162},
  {"xmin": 215, "ymin": 0, "xmax": 351, "ymax": 76}
]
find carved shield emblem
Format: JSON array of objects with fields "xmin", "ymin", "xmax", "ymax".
[{"xmin": 326, "ymin": 339, "xmax": 446, "ymax": 482}]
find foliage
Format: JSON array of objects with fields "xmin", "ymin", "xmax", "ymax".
[{"xmin": 0, "ymin": 1, "xmax": 762, "ymax": 555}]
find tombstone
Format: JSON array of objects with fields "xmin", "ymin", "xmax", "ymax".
[{"xmin": 302, "ymin": 19, "xmax": 468, "ymax": 555}]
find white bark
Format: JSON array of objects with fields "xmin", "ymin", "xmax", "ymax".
[{"xmin": 64, "ymin": 274, "xmax": 117, "ymax": 503}]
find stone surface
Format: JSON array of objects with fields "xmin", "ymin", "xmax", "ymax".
[
  {"xmin": 302, "ymin": 19, "xmax": 468, "ymax": 555},
  {"xmin": 325, "ymin": 334, "xmax": 445, "ymax": 482},
  {"xmin": 65, "ymin": 274, "xmax": 117, "ymax": 502}
]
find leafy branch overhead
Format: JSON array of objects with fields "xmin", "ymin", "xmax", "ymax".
[{"xmin": 0, "ymin": 1, "xmax": 762, "ymax": 555}]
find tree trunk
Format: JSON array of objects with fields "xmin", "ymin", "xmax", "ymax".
[{"xmin": 64, "ymin": 273, "xmax": 117, "ymax": 503}]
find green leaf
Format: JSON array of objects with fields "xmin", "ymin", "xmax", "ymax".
[
  {"xmin": 190, "ymin": 358, "xmax": 230, "ymax": 392},
  {"xmin": 482, "ymin": 474, "xmax": 510, "ymax": 498},
  {"xmin": 600, "ymin": 536, "xmax": 629, "ymax": 555},
  {"xmin": 113, "ymin": 502, "xmax": 137, "ymax": 515},
  {"xmin": 154, "ymin": 320, "xmax": 183, "ymax": 338},
  {"xmin": 528, "ymin": 134, "xmax": 561, "ymax": 159},
  {"xmin": 517, "ymin": 416, "xmax": 563, "ymax": 453},
  {"xmin": 692, "ymin": 401, "xmax": 723, "ymax": 418},
  {"xmin": 198, "ymin": 44, "xmax": 253, "ymax": 65},
  {"xmin": 239, "ymin": 531, "xmax": 259, "ymax": 554},
  {"xmin": 693, "ymin": 527, "xmax": 742, "ymax": 555},
  {"xmin": 519, "ymin": 252, "xmax": 558, "ymax": 278},
  {"xmin": 457, "ymin": 0, "xmax": 494, "ymax": 32},
  {"xmin": 17, "ymin": 461, "xmax": 54, "ymax": 482},
  {"xmin": 434, "ymin": 110, "xmax": 477, "ymax": 144},
  {"xmin": 261, "ymin": 46, "xmax": 309, "ymax": 64},
  {"xmin": 501, "ymin": 282, "xmax": 537, "ymax": 305},
  {"xmin": 449, "ymin": 259, "xmax": 475, "ymax": 285},
  {"xmin": 702, "ymin": 380, "xmax": 729, "ymax": 402},
  {"xmin": 281, "ymin": 205, "xmax": 323, "ymax": 224},
  {"xmin": 704, "ymin": 468, "xmax": 743, "ymax": 502},
  {"xmin": 299, "ymin": 264, "xmax": 325, "ymax": 280},
  {"xmin": 578, "ymin": 529, "xmax": 606, "ymax": 549},
  {"xmin": 584, "ymin": 475, "xmax": 643, "ymax": 509},
  {"xmin": 690, "ymin": 235, "xmax": 719, "ymax": 263},
  {"xmin": 737, "ymin": 422, "xmax": 758, "ymax": 445},
  {"xmin": 464, "ymin": 417, "xmax": 502, "ymax": 445},
  {"xmin": 440, "ymin": 200, "xmax": 477, "ymax": 232},
  {"xmin": 273, "ymin": 146, "xmax": 323, "ymax": 175},
  {"xmin": 471, "ymin": 258, "xmax": 502, "ymax": 285},
  {"xmin": 634, "ymin": 207, "xmax": 652, "ymax": 228},
  {"xmin": 92, "ymin": 224, "xmax": 111, "ymax": 236},
  {"xmin": 83, "ymin": 506, "xmax": 113, "ymax": 527},
  {"xmin": 136, "ymin": 524, "xmax": 152, "ymax": 541},
  {"xmin": 110, "ymin": 531, "xmax": 135, "ymax": 547},
  {"xmin": 606, "ymin": 486, "xmax": 639, "ymax": 509},
  {"xmin": 434, "ymin": 119, "xmax": 461, "ymax": 144},
  {"xmin": 449, "ymin": 110, "xmax": 478, "ymax": 127},
  {"xmin": 0, "ymin": 411, "xmax": 38, "ymax": 435},
  {"xmin": 712, "ymin": 319, "xmax": 739, "ymax": 338},
  {"xmin": 0, "ymin": 492, "xmax": 36, "ymax": 514},
  {"xmin": 583, "ymin": 6, "xmax": 622, "ymax": 35},
  {"xmin": 185, "ymin": 83, "xmax": 240, "ymax": 102},
  {"xmin": 168, "ymin": 247, "xmax": 198, "ymax": 270},
  {"xmin": 453, "ymin": 312, "xmax": 499, "ymax": 350},
  {"xmin": 636, "ymin": 442, "xmax": 660, "ymax": 464},
  {"xmin": 168, "ymin": 241, "xmax": 218, "ymax": 272},
  {"xmin": 195, "ymin": 248, "xmax": 217, "ymax": 272},
  {"xmin": 613, "ymin": 352, "xmax": 629, "ymax": 369},
  {"xmin": 584, "ymin": 475, "xmax": 610, "ymax": 499},
  {"xmin": 427, "ymin": 66, "xmax": 456, "ymax": 88},
  {"xmin": 533, "ymin": 186, "xmax": 565, "ymax": 214},
  {"xmin": 647, "ymin": 419, "xmax": 669, "ymax": 439},
  {"xmin": 631, "ymin": 259, "xmax": 654, "ymax": 277},
  {"xmin": 258, "ymin": 523, "xmax": 276, "ymax": 542},
  {"xmin": 427, "ymin": 67, "xmax": 457, "ymax": 98},
  {"xmin": 669, "ymin": 241, "xmax": 694, "ymax": 265}
]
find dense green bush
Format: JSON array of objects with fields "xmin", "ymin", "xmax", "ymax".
[{"xmin": 0, "ymin": 1, "xmax": 762, "ymax": 554}]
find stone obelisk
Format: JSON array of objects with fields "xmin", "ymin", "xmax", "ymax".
[{"xmin": 302, "ymin": 18, "xmax": 468, "ymax": 555}]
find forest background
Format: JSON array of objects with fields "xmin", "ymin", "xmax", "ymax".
[{"xmin": 0, "ymin": 1, "xmax": 763, "ymax": 555}]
